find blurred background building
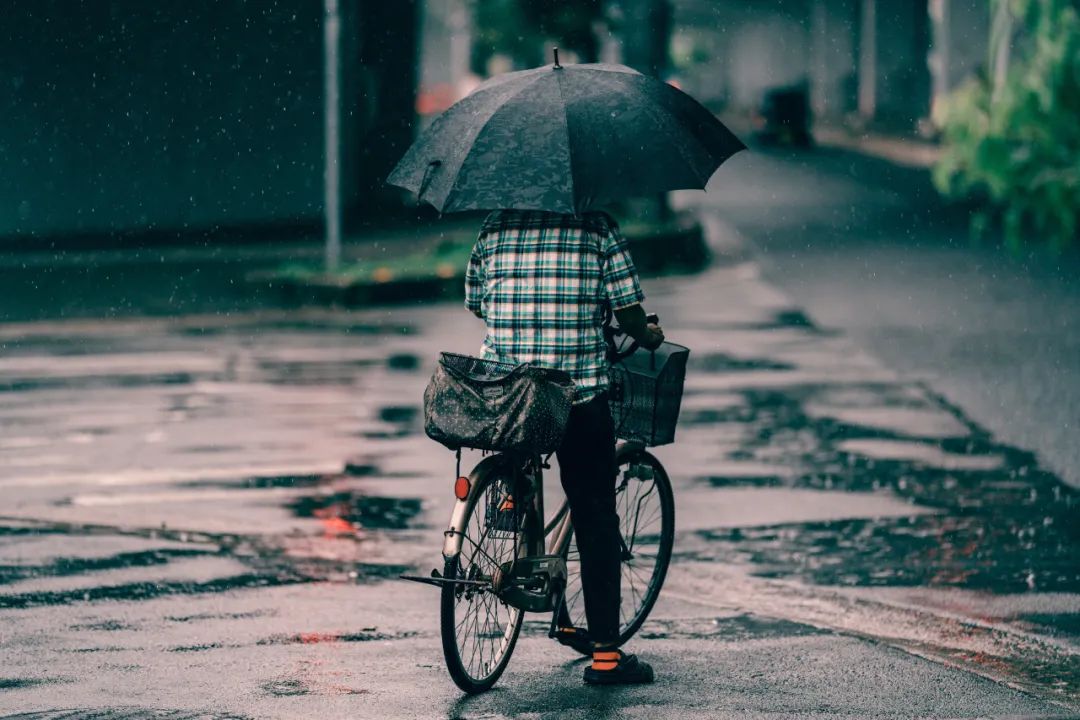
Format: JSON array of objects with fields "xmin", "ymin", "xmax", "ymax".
[
  {"xmin": 1, "ymin": 0, "xmax": 997, "ymax": 248},
  {"xmin": 669, "ymin": 0, "xmax": 990, "ymax": 130},
  {"xmin": 1, "ymin": 0, "xmax": 419, "ymax": 247}
]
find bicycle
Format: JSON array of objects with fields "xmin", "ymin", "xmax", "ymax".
[{"xmin": 403, "ymin": 313, "xmax": 688, "ymax": 694}]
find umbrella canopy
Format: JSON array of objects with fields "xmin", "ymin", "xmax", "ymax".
[{"xmin": 387, "ymin": 59, "xmax": 745, "ymax": 215}]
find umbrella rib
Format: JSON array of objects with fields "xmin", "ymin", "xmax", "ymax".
[{"xmin": 554, "ymin": 70, "xmax": 578, "ymax": 215}]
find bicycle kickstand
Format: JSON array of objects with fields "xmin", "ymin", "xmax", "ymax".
[{"xmin": 547, "ymin": 581, "xmax": 566, "ymax": 639}]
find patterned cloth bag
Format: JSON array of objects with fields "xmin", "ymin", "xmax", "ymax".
[{"xmin": 423, "ymin": 353, "xmax": 575, "ymax": 454}]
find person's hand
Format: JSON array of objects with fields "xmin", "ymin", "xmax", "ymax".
[{"xmin": 643, "ymin": 322, "xmax": 664, "ymax": 350}]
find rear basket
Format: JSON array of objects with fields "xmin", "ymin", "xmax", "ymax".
[
  {"xmin": 423, "ymin": 352, "xmax": 575, "ymax": 454},
  {"xmin": 609, "ymin": 342, "xmax": 689, "ymax": 446}
]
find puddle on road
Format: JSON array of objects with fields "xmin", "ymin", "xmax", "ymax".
[
  {"xmin": 636, "ymin": 613, "xmax": 826, "ymax": 641},
  {"xmin": 167, "ymin": 642, "xmax": 229, "ymax": 653},
  {"xmin": 179, "ymin": 472, "xmax": 330, "ymax": 490},
  {"xmin": 176, "ymin": 444, "xmax": 245, "ymax": 455},
  {"xmin": 0, "ymin": 548, "xmax": 214, "ymax": 586},
  {"xmin": 0, "ymin": 571, "xmax": 308, "ymax": 610},
  {"xmin": 693, "ymin": 511, "xmax": 1079, "ymax": 593},
  {"xmin": 164, "ymin": 609, "xmax": 272, "ymax": 623},
  {"xmin": 0, "ymin": 523, "xmax": 67, "ymax": 539},
  {"xmin": 359, "ymin": 405, "xmax": 421, "ymax": 440},
  {"xmin": 69, "ymin": 619, "xmax": 137, "ymax": 632},
  {"xmin": 692, "ymin": 353, "xmax": 795, "ymax": 373},
  {"xmin": 256, "ymin": 628, "xmax": 418, "ymax": 646},
  {"xmin": 256, "ymin": 357, "xmax": 379, "ymax": 386},
  {"xmin": 287, "ymin": 492, "xmax": 423, "ymax": 531},
  {"xmin": 0, "ymin": 373, "xmax": 197, "ymax": 393},
  {"xmin": 522, "ymin": 612, "xmax": 825, "ymax": 642},
  {"xmin": 1017, "ymin": 614, "xmax": 1080, "ymax": 641},
  {"xmin": 687, "ymin": 382, "xmax": 1080, "ymax": 596},
  {"xmin": 741, "ymin": 308, "xmax": 825, "ymax": 333},
  {"xmin": 386, "ymin": 353, "xmax": 420, "ymax": 371},
  {"xmin": 0, "ymin": 519, "xmax": 406, "ymax": 610},
  {"xmin": 1, "ymin": 336, "xmax": 125, "ymax": 357},
  {"xmin": 0, "ymin": 677, "xmax": 65, "ymax": 690},
  {"xmin": 379, "ymin": 406, "xmax": 418, "ymax": 425},
  {"xmin": 262, "ymin": 678, "xmax": 309, "ymax": 697}
]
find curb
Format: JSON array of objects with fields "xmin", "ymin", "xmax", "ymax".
[{"xmin": 248, "ymin": 213, "xmax": 711, "ymax": 308}]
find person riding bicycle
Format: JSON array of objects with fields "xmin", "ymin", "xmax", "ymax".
[{"xmin": 465, "ymin": 208, "xmax": 664, "ymax": 685}]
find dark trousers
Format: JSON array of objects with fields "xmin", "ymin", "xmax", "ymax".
[{"xmin": 555, "ymin": 392, "xmax": 620, "ymax": 646}]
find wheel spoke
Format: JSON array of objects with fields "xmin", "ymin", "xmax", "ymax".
[
  {"xmin": 443, "ymin": 472, "xmax": 528, "ymax": 687},
  {"xmin": 545, "ymin": 456, "xmax": 671, "ymax": 655}
]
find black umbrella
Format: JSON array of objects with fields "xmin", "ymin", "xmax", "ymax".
[{"xmin": 387, "ymin": 51, "xmax": 745, "ymax": 215}]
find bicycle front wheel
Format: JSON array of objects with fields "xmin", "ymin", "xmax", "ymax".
[
  {"xmin": 560, "ymin": 447, "xmax": 674, "ymax": 652},
  {"xmin": 440, "ymin": 458, "xmax": 525, "ymax": 694}
]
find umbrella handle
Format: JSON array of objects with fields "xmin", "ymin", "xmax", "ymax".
[{"xmin": 553, "ymin": 47, "xmax": 562, "ymax": 69}]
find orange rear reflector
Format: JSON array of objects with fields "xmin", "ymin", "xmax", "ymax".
[{"xmin": 454, "ymin": 476, "xmax": 470, "ymax": 500}]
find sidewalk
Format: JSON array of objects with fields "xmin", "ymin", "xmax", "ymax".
[
  {"xmin": 0, "ymin": 213, "xmax": 709, "ymax": 322},
  {"xmin": 247, "ymin": 212, "xmax": 710, "ymax": 308}
]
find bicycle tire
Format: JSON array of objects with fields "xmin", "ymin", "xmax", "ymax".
[
  {"xmin": 440, "ymin": 457, "xmax": 526, "ymax": 693},
  {"xmin": 559, "ymin": 447, "xmax": 675, "ymax": 654}
]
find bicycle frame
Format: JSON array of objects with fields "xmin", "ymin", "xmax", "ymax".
[
  {"xmin": 441, "ymin": 440, "xmax": 643, "ymax": 562},
  {"xmin": 442, "ymin": 452, "xmax": 565, "ymax": 560}
]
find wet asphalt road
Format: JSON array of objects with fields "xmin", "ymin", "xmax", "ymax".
[
  {"xmin": 1, "ymin": 218, "xmax": 1078, "ymax": 719},
  {"xmin": 686, "ymin": 146, "xmax": 1080, "ymax": 492}
]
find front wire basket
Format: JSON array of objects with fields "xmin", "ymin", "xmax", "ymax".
[{"xmin": 609, "ymin": 341, "xmax": 689, "ymax": 446}]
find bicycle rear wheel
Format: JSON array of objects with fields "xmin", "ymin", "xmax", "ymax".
[
  {"xmin": 440, "ymin": 458, "xmax": 525, "ymax": 693},
  {"xmin": 560, "ymin": 447, "xmax": 674, "ymax": 653}
]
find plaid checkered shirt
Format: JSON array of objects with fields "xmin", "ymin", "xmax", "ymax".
[{"xmin": 465, "ymin": 209, "xmax": 646, "ymax": 404}]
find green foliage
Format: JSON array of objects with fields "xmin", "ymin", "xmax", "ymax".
[
  {"xmin": 933, "ymin": 0, "xmax": 1080, "ymax": 248},
  {"xmin": 278, "ymin": 236, "xmax": 475, "ymax": 285}
]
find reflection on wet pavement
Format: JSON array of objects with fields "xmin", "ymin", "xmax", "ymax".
[
  {"xmin": 0, "ymin": 680, "xmax": 60, "ymax": 691},
  {"xmin": 288, "ymin": 492, "xmax": 423, "ymax": 531},
  {"xmin": 693, "ymin": 352, "xmax": 795, "ymax": 373},
  {"xmin": 696, "ymin": 513, "xmax": 1077, "ymax": 594},
  {"xmin": 0, "ymin": 547, "xmax": 214, "ymax": 585},
  {"xmin": 256, "ymin": 629, "xmax": 419, "ymax": 645},
  {"xmin": 637, "ymin": 613, "xmax": 827, "ymax": 642},
  {"xmin": 675, "ymin": 381, "xmax": 1079, "ymax": 599}
]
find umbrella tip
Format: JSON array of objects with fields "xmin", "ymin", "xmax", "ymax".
[{"xmin": 553, "ymin": 47, "xmax": 562, "ymax": 69}]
